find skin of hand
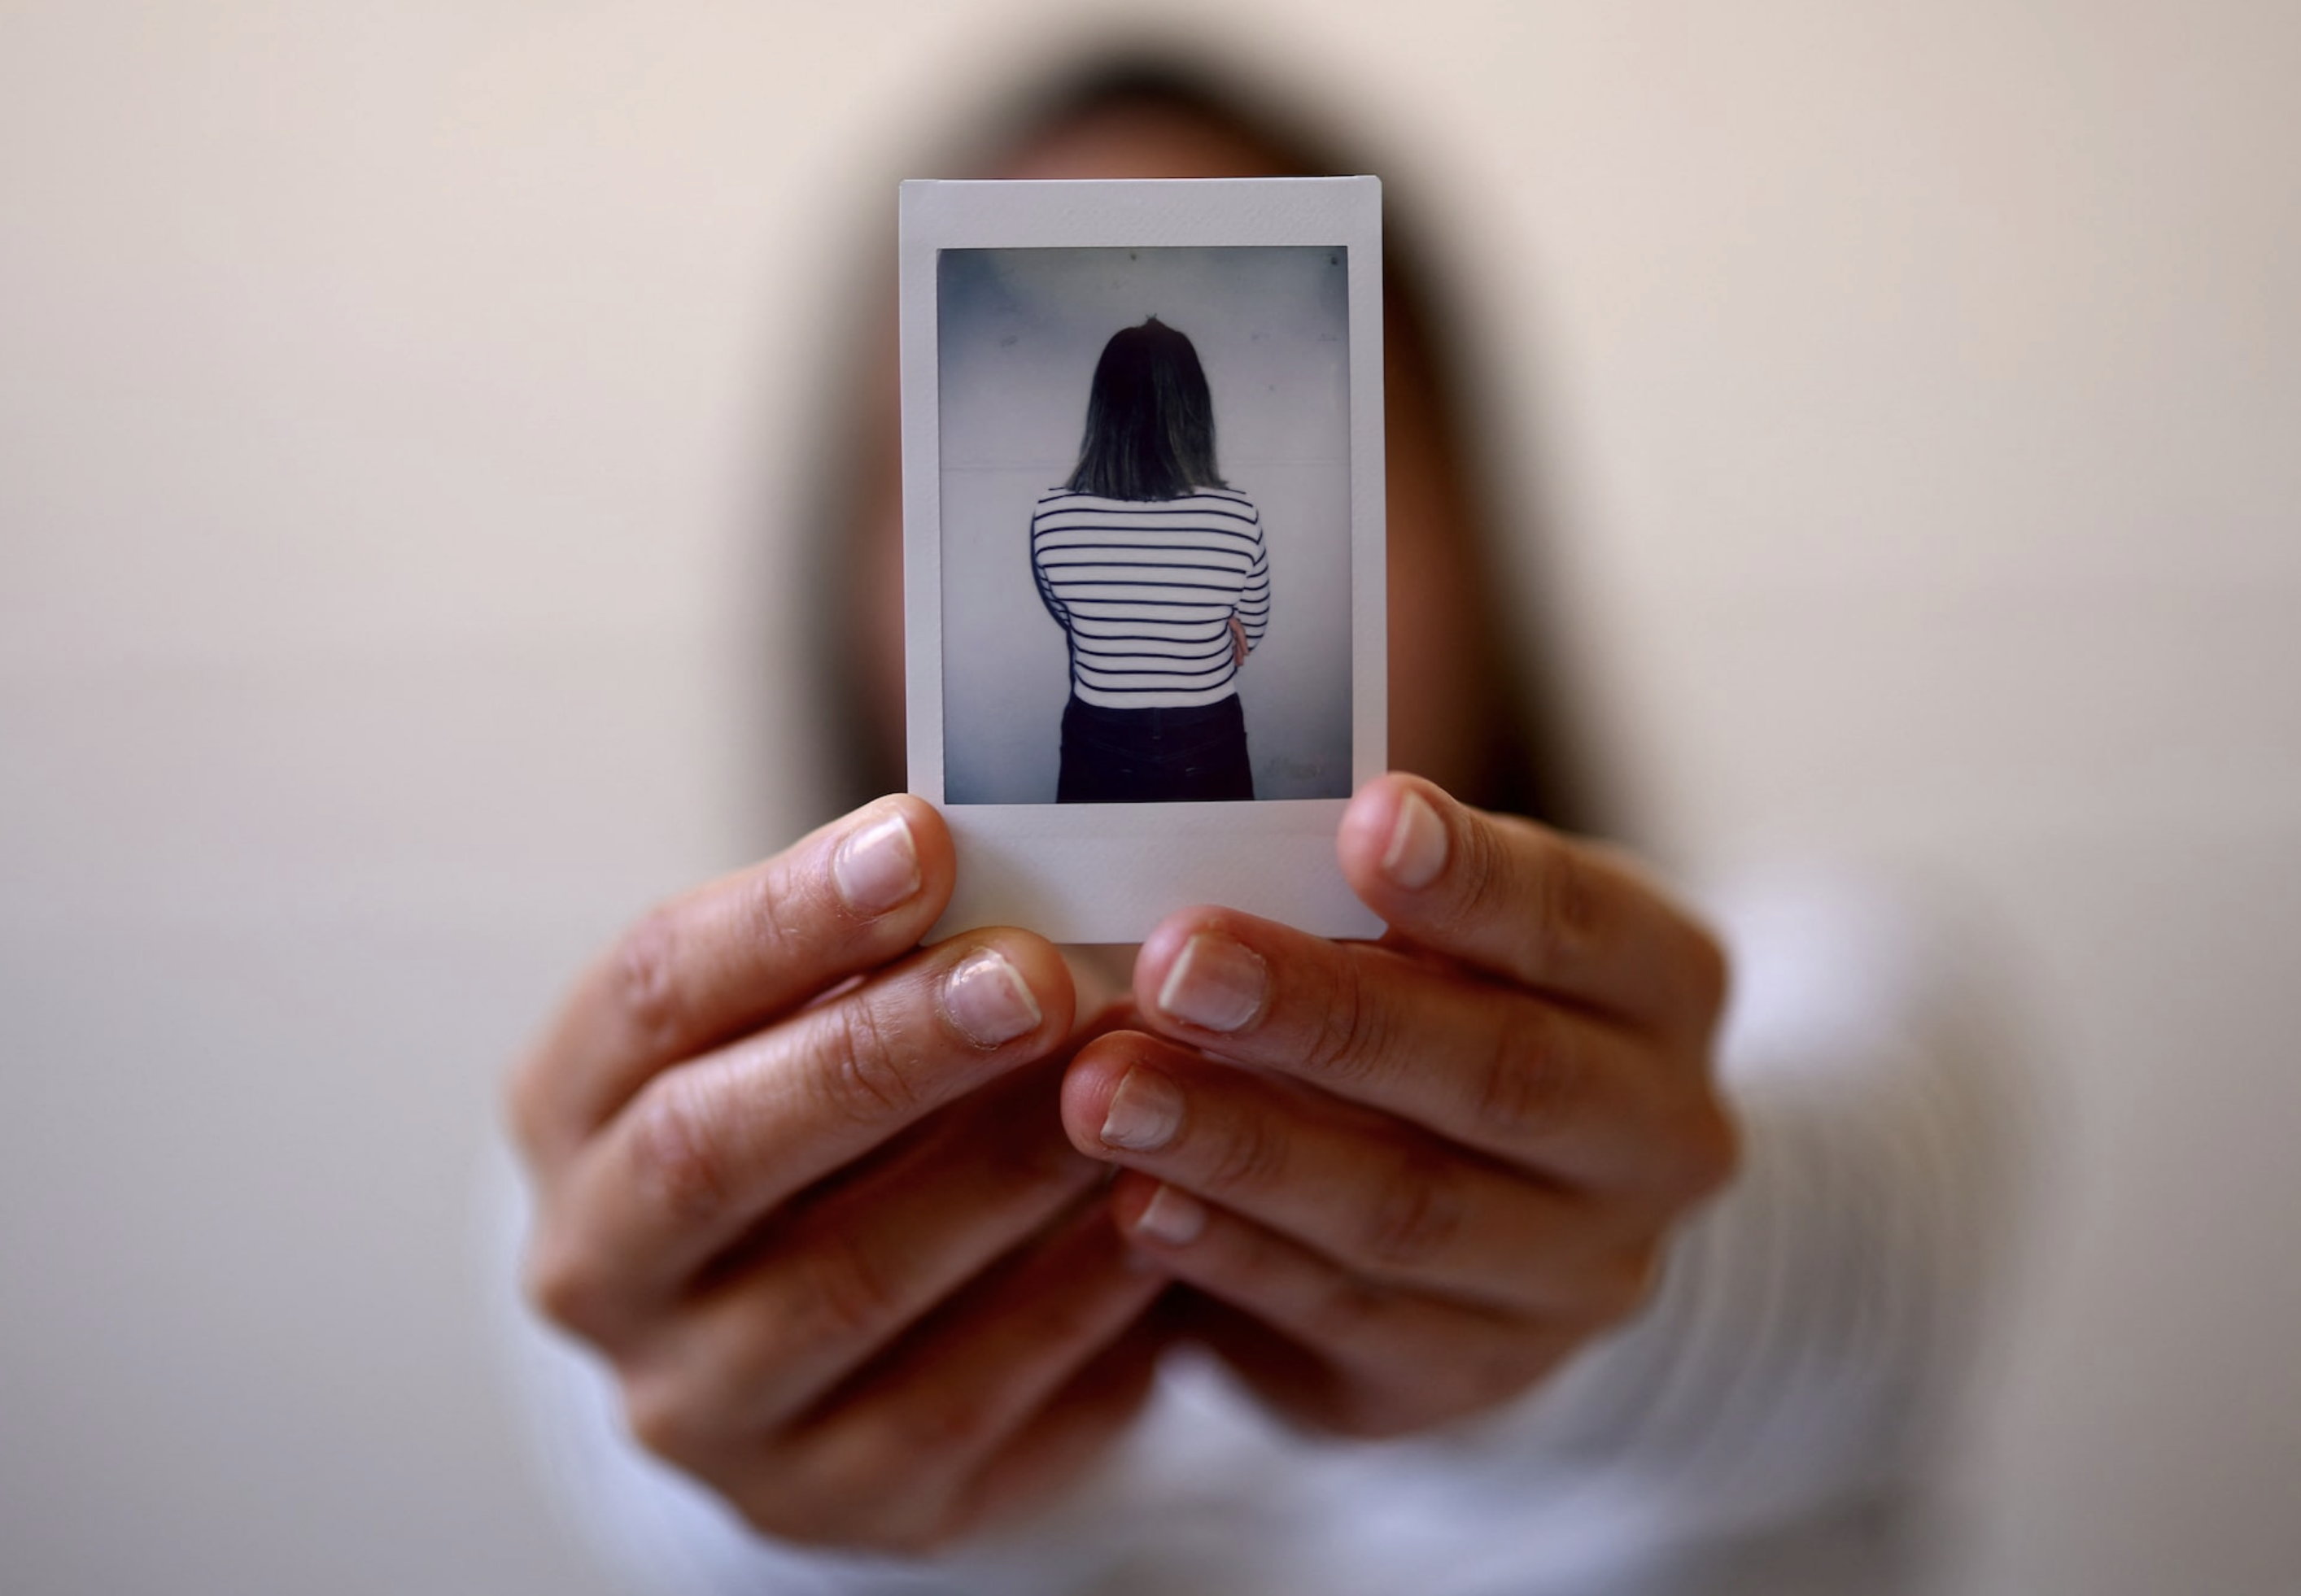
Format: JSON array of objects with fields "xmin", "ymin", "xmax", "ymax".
[
  {"xmin": 505, "ymin": 795, "xmax": 1177, "ymax": 1554},
  {"xmin": 1059, "ymin": 772, "xmax": 1736, "ymax": 1438},
  {"xmin": 1229, "ymin": 612, "xmax": 1250, "ymax": 668},
  {"xmin": 507, "ymin": 778, "xmax": 1736, "ymax": 1559}
]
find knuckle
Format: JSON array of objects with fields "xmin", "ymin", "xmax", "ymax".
[
  {"xmin": 1471, "ymin": 1008, "xmax": 1583, "ymax": 1145},
  {"xmin": 723, "ymin": 1441, "xmax": 884, "ymax": 1550},
  {"xmin": 724, "ymin": 1476, "xmax": 828, "ymax": 1549},
  {"xmin": 1303, "ymin": 1271, "xmax": 1393, "ymax": 1354},
  {"xmin": 1316, "ymin": 1348, "xmax": 1431, "ymax": 1438},
  {"xmin": 1586, "ymin": 1245, "xmax": 1666, "ymax": 1328},
  {"xmin": 1670, "ymin": 1095, "xmax": 1741, "ymax": 1204},
  {"xmin": 1682, "ymin": 921, "xmax": 1732, "ymax": 1026},
  {"xmin": 1447, "ymin": 809, "xmax": 1513, "ymax": 927},
  {"xmin": 861, "ymin": 1493, "xmax": 957, "ymax": 1558},
  {"xmin": 817, "ymin": 997, "xmax": 924, "ymax": 1127},
  {"xmin": 1359, "ymin": 1151, "xmax": 1468, "ymax": 1271},
  {"xmin": 626, "ymin": 1070, "xmax": 739, "ymax": 1226},
  {"xmin": 1524, "ymin": 839, "xmax": 1600, "ymax": 973},
  {"xmin": 860, "ymin": 1512, "xmax": 949, "ymax": 1559},
  {"xmin": 740, "ymin": 859, "xmax": 815, "ymax": 960},
  {"xmin": 789, "ymin": 1441, "xmax": 905, "ymax": 1543},
  {"xmin": 787, "ymin": 1231, "xmax": 907, "ymax": 1348},
  {"xmin": 620, "ymin": 1357, "xmax": 704, "ymax": 1463},
  {"xmin": 1200, "ymin": 1105, "xmax": 1293, "ymax": 1198},
  {"xmin": 610, "ymin": 906, "xmax": 690, "ymax": 1057},
  {"xmin": 907, "ymin": 1498, "xmax": 986, "ymax": 1556},
  {"xmin": 902, "ymin": 1389, "xmax": 1001, "ymax": 1460},
  {"xmin": 822, "ymin": 1397, "xmax": 998, "ymax": 1506},
  {"xmin": 1302, "ymin": 957, "xmax": 1387, "ymax": 1088},
  {"xmin": 664, "ymin": 1419, "xmax": 936, "ymax": 1555},
  {"xmin": 501, "ymin": 1050, "xmax": 557, "ymax": 1161},
  {"xmin": 1464, "ymin": 1332, "xmax": 1568, "ymax": 1415},
  {"xmin": 521, "ymin": 1224, "xmax": 605, "ymax": 1337},
  {"xmin": 726, "ymin": 1488, "xmax": 811, "ymax": 1548}
]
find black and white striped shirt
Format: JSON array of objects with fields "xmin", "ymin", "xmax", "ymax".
[{"xmin": 1029, "ymin": 486, "xmax": 1271, "ymax": 709}]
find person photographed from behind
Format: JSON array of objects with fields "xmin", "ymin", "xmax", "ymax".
[
  {"xmin": 499, "ymin": 52, "xmax": 2012, "ymax": 1596},
  {"xmin": 1034, "ymin": 316, "xmax": 1269, "ymax": 804}
]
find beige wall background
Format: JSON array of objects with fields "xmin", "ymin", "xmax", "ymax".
[{"xmin": 2, "ymin": 2, "xmax": 2295, "ymax": 1593}]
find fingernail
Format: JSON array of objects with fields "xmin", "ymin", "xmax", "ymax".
[
  {"xmin": 1101, "ymin": 1069, "xmax": 1183, "ymax": 1152},
  {"xmin": 1381, "ymin": 790, "xmax": 1447, "ymax": 890},
  {"xmin": 1155, "ymin": 932, "xmax": 1267, "ymax": 1034},
  {"xmin": 944, "ymin": 950, "xmax": 1041, "ymax": 1046},
  {"xmin": 1133, "ymin": 1184, "xmax": 1207, "ymax": 1245},
  {"xmin": 832, "ymin": 810, "xmax": 920, "ymax": 914}
]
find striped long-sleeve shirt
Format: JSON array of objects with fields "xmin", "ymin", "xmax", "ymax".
[{"xmin": 1029, "ymin": 486, "xmax": 1271, "ymax": 709}]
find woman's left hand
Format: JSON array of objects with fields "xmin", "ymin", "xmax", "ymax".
[{"xmin": 1059, "ymin": 773, "xmax": 1737, "ymax": 1437}]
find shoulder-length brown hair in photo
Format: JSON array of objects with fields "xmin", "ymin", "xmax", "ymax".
[
  {"xmin": 1068, "ymin": 316, "xmax": 1227, "ymax": 502},
  {"xmin": 800, "ymin": 49, "xmax": 1613, "ymax": 838}
]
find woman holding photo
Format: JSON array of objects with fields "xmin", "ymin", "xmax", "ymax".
[{"xmin": 501, "ymin": 55, "xmax": 2013, "ymax": 1596}]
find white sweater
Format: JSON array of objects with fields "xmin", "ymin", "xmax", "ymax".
[{"xmin": 491, "ymin": 877, "xmax": 2019, "ymax": 1596}]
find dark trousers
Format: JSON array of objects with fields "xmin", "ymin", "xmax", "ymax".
[{"xmin": 1056, "ymin": 693, "xmax": 1255, "ymax": 804}]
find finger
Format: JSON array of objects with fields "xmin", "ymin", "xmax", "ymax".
[
  {"xmin": 509, "ymin": 796, "xmax": 954, "ymax": 1166},
  {"xmin": 1064, "ymin": 1031, "xmax": 1632, "ymax": 1313},
  {"xmin": 766, "ymin": 1201, "xmax": 1168, "ymax": 1552},
  {"xmin": 526, "ymin": 931, "xmax": 1074, "ymax": 1335},
  {"xmin": 1105, "ymin": 1173, "xmax": 1584, "ymax": 1438},
  {"xmin": 622, "ymin": 1065, "xmax": 1106, "ymax": 1444},
  {"xmin": 1336, "ymin": 774, "xmax": 1727, "ymax": 1033},
  {"xmin": 942, "ymin": 1315, "xmax": 1167, "ymax": 1541},
  {"xmin": 1130, "ymin": 914, "xmax": 1723, "ymax": 1189}
]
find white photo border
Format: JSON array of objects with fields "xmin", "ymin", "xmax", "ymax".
[{"xmin": 900, "ymin": 177, "xmax": 1385, "ymax": 944}]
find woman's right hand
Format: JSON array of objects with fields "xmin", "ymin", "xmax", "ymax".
[{"xmin": 504, "ymin": 796, "xmax": 1172, "ymax": 1553}]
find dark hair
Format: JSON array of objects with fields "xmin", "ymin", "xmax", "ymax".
[
  {"xmin": 808, "ymin": 48, "xmax": 1613, "ymax": 835},
  {"xmin": 1066, "ymin": 316, "xmax": 1226, "ymax": 500}
]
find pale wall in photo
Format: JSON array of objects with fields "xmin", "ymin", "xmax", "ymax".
[{"xmin": 937, "ymin": 245, "xmax": 1352, "ymax": 802}]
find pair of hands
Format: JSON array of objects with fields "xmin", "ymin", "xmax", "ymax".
[{"xmin": 507, "ymin": 774, "xmax": 1735, "ymax": 1554}]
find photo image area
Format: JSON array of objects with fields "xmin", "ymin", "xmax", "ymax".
[{"xmin": 937, "ymin": 245, "xmax": 1351, "ymax": 805}]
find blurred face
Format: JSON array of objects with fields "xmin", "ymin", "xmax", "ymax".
[{"xmin": 849, "ymin": 99, "xmax": 1504, "ymax": 801}]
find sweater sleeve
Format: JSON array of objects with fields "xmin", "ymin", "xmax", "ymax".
[
  {"xmin": 1028, "ymin": 504, "xmax": 1070, "ymax": 634},
  {"xmin": 1446, "ymin": 876, "xmax": 2027, "ymax": 1558},
  {"xmin": 1234, "ymin": 504, "xmax": 1269, "ymax": 654}
]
